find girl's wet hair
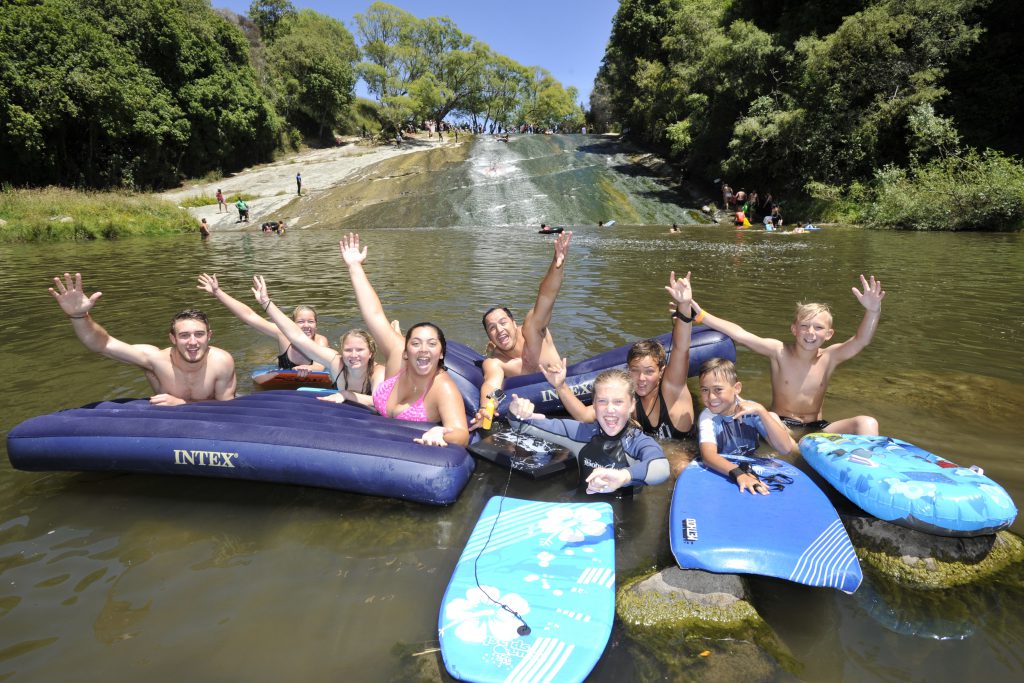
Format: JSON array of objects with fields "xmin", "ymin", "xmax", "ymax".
[
  {"xmin": 340, "ymin": 329, "xmax": 376, "ymax": 394},
  {"xmin": 292, "ymin": 304, "xmax": 318, "ymax": 323},
  {"xmin": 594, "ymin": 368, "xmax": 635, "ymax": 396},
  {"xmin": 627, "ymin": 339, "xmax": 667, "ymax": 370},
  {"xmin": 406, "ymin": 322, "xmax": 447, "ymax": 367}
]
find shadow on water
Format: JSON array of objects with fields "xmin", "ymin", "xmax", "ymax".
[{"xmin": 0, "ymin": 136, "xmax": 1022, "ymax": 681}]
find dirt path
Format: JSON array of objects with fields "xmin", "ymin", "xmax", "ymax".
[{"xmin": 160, "ymin": 135, "xmax": 462, "ymax": 231}]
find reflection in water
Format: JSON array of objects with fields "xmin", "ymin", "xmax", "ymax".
[{"xmin": 0, "ymin": 137, "xmax": 1022, "ymax": 681}]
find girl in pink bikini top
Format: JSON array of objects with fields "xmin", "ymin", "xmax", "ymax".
[{"xmin": 372, "ymin": 370, "xmax": 430, "ymax": 421}]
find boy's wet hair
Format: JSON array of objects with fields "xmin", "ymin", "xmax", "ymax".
[
  {"xmin": 699, "ymin": 358, "xmax": 738, "ymax": 384},
  {"xmin": 170, "ymin": 309, "xmax": 210, "ymax": 334},
  {"xmin": 481, "ymin": 306, "xmax": 514, "ymax": 330},
  {"xmin": 594, "ymin": 368, "xmax": 635, "ymax": 396},
  {"xmin": 794, "ymin": 302, "xmax": 833, "ymax": 326},
  {"xmin": 627, "ymin": 339, "xmax": 667, "ymax": 370}
]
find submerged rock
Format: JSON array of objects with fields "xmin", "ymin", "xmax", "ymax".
[
  {"xmin": 843, "ymin": 512, "xmax": 1024, "ymax": 589},
  {"xmin": 617, "ymin": 567, "xmax": 797, "ymax": 681}
]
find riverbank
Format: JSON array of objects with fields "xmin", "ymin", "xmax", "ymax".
[
  {"xmin": 161, "ymin": 134, "xmax": 467, "ymax": 232},
  {"xmin": 0, "ymin": 187, "xmax": 195, "ymax": 242},
  {"xmin": 0, "ymin": 134, "xmax": 466, "ymax": 242}
]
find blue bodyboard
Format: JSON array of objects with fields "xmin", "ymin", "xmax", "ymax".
[
  {"xmin": 670, "ymin": 454, "xmax": 862, "ymax": 593},
  {"xmin": 439, "ymin": 496, "xmax": 615, "ymax": 682}
]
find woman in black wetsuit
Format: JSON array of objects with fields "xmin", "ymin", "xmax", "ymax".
[{"xmin": 197, "ymin": 273, "xmax": 330, "ymax": 374}]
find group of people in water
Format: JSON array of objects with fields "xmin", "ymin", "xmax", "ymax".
[{"xmin": 48, "ymin": 230, "xmax": 884, "ymax": 496}]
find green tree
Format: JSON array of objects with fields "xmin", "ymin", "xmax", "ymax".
[
  {"xmin": 248, "ymin": 0, "xmax": 296, "ymax": 44},
  {"xmin": 0, "ymin": 0, "xmax": 279, "ymax": 188},
  {"xmin": 269, "ymin": 9, "xmax": 358, "ymax": 142}
]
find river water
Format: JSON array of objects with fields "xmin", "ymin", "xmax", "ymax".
[{"xmin": 0, "ymin": 135, "xmax": 1022, "ymax": 681}]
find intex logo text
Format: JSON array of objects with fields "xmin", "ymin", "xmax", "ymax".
[{"xmin": 173, "ymin": 449, "xmax": 239, "ymax": 468}]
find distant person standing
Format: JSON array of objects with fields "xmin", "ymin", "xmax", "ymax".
[
  {"xmin": 296, "ymin": 172, "xmax": 302, "ymax": 196},
  {"xmin": 199, "ymin": 218, "xmax": 211, "ymax": 239},
  {"xmin": 216, "ymin": 189, "xmax": 226, "ymax": 213}
]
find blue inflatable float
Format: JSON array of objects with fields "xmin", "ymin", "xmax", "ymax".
[
  {"xmin": 800, "ymin": 433, "xmax": 1017, "ymax": 537},
  {"xmin": 6, "ymin": 391, "xmax": 475, "ymax": 505},
  {"xmin": 444, "ymin": 326, "xmax": 735, "ymax": 415}
]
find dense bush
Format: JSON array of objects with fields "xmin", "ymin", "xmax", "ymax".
[{"xmin": 863, "ymin": 150, "xmax": 1024, "ymax": 231}]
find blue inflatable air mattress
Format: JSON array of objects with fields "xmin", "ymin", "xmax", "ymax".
[
  {"xmin": 6, "ymin": 391, "xmax": 475, "ymax": 505},
  {"xmin": 444, "ymin": 326, "xmax": 735, "ymax": 415}
]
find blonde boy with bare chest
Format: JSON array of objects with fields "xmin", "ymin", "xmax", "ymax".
[{"xmin": 693, "ymin": 274, "xmax": 885, "ymax": 436}]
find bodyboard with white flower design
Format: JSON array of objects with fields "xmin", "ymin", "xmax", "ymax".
[
  {"xmin": 670, "ymin": 453, "xmax": 863, "ymax": 593},
  {"xmin": 438, "ymin": 496, "xmax": 614, "ymax": 683},
  {"xmin": 799, "ymin": 433, "xmax": 1017, "ymax": 537}
]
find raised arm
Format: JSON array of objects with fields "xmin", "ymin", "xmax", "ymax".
[
  {"xmin": 527, "ymin": 231, "xmax": 573, "ymax": 334},
  {"xmin": 663, "ymin": 271, "xmax": 694, "ymax": 389},
  {"xmin": 691, "ymin": 284, "xmax": 783, "ymax": 358},
  {"xmin": 339, "ymin": 233, "xmax": 404, "ymax": 361},
  {"xmin": 49, "ymin": 272, "xmax": 161, "ymax": 369},
  {"xmin": 827, "ymin": 274, "xmax": 886, "ymax": 364},
  {"xmin": 541, "ymin": 357, "xmax": 595, "ymax": 422},
  {"xmin": 197, "ymin": 273, "xmax": 279, "ymax": 339},
  {"xmin": 251, "ymin": 275, "xmax": 337, "ymax": 369}
]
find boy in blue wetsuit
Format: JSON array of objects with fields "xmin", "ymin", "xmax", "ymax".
[
  {"xmin": 696, "ymin": 358, "xmax": 796, "ymax": 495},
  {"xmin": 507, "ymin": 369, "xmax": 668, "ymax": 495}
]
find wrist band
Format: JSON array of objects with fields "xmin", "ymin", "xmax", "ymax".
[
  {"xmin": 694, "ymin": 308, "xmax": 706, "ymax": 324},
  {"xmin": 68, "ymin": 313, "xmax": 89, "ymax": 319},
  {"xmin": 672, "ymin": 308, "xmax": 695, "ymax": 323},
  {"xmin": 262, "ymin": 300, "xmax": 272, "ymax": 311}
]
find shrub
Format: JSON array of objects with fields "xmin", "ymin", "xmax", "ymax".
[{"xmin": 862, "ymin": 149, "xmax": 1024, "ymax": 231}]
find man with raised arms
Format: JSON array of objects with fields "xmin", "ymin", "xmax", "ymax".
[
  {"xmin": 49, "ymin": 272, "xmax": 237, "ymax": 405},
  {"xmin": 474, "ymin": 232, "xmax": 572, "ymax": 427}
]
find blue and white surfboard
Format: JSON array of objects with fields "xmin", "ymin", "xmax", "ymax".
[
  {"xmin": 439, "ymin": 497, "xmax": 615, "ymax": 682},
  {"xmin": 670, "ymin": 455, "xmax": 862, "ymax": 593}
]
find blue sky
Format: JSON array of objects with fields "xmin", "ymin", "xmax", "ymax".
[{"xmin": 214, "ymin": 0, "xmax": 621, "ymax": 103}]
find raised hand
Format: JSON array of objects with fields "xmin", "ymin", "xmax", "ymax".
[
  {"xmin": 49, "ymin": 272, "xmax": 102, "ymax": 318},
  {"xmin": 553, "ymin": 231, "xmax": 573, "ymax": 268},
  {"xmin": 852, "ymin": 274, "xmax": 885, "ymax": 311},
  {"xmin": 196, "ymin": 273, "xmax": 220, "ymax": 296},
  {"xmin": 540, "ymin": 357, "xmax": 568, "ymax": 389},
  {"xmin": 507, "ymin": 393, "xmax": 539, "ymax": 420},
  {"xmin": 251, "ymin": 274, "xmax": 271, "ymax": 308},
  {"xmin": 665, "ymin": 270, "xmax": 693, "ymax": 310},
  {"xmin": 339, "ymin": 232, "xmax": 368, "ymax": 267}
]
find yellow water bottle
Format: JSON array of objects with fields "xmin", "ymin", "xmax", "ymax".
[{"xmin": 480, "ymin": 394, "xmax": 496, "ymax": 430}]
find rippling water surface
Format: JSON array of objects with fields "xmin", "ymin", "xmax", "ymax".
[{"xmin": 0, "ymin": 135, "xmax": 1022, "ymax": 682}]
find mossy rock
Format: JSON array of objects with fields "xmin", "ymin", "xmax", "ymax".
[
  {"xmin": 844, "ymin": 513, "xmax": 1024, "ymax": 589},
  {"xmin": 617, "ymin": 567, "xmax": 797, "ymax": 681}
]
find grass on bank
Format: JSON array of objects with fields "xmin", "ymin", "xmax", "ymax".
[
  {"xmin": 178, "ymin": 192, "xmax": 257, "ymax": 208},
  {"xmin": 0, "ymin": 187, "xmax": 196, "ymax": 242}
]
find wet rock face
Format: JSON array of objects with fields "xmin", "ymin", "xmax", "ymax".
[{"xmin": 843, "ymin": 512, "xmax": 1024, "ymax": 589}]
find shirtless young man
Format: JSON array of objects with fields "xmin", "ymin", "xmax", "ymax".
[
  {"xmin": 49, "ymin": 272, "xmax": 237, "ymax": 405},
  {"xmin": 473, "ymin": 231, "xmax": 572, "ymax": 427},
  {"xmin": 692, "ymin": 274, "xmax": 885, "ymax": 436}
]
